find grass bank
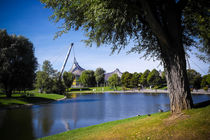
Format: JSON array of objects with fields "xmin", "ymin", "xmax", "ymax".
[
  {"xmin": 40, "ymin": 105, "xmax": 210, "ymax": 140},
  {"xmin": 68, "ymin": 86, "xmax": 123, "ymax": 93},
  {"xmin": 0, "ymin": 93, "xmax": 65, "ymax": 107}
]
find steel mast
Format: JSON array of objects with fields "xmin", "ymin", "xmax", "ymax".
[{"xmin": 60, "ymin": 43, "xmax": 74, "ymax": 78}]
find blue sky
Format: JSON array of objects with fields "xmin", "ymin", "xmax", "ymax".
[{"xmin": 0, "ymin": 0, "xmax": 209, "ymax": 75}]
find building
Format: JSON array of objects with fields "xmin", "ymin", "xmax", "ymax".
[
  {"xmin": 69, "ymin": 57, "xmax": 85, "ymax": 86},
  {"xmin": 105, "ymin": 68, "xmax": 123, "ymax": 81}
]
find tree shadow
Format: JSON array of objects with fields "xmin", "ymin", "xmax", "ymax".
[{"xmin": 193, "ymin": 100, "xmax": 210, "ymax": 108}]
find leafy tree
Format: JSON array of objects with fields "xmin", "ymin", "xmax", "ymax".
[
  {"xmin": 139, "ymin": 70, "xmax": 150, "ymax": 87},
  {"xmin": 94, "ymin": 67, "xmax": 105, "ymax": 87},
  {"xmin": 187, "ymin": 69, "xmax": 202, "ymax": 89},
  {"xmin": 52, "ymin": 76, "xmax": 65, "ymax": 94},
  {"xmin": 147, "ymin": 69, "xmax": 162, "ymax": 87},
  {"xmin": 121, "ymin": 72, "xmax": 132, "ymax": 88},
  {"xmin": 79, "ymin": 70, "xmax": 96, "ymax": 87},
  {"xmin": 160, "ymin": 71, "xmax": 167, "ymax": 85},
  {"xmin": 63, "ymin": 71, "xmax": 75, "ymax": 90},
  {"xmin": 41, "ymin": 0, "xmax": 210, "ymax": 113},
  {"xmin": 130, "ymin": 72, "xmax": 141, "ymax": 88},
  {"xmin": 108, "ymin": 74, "xmax": 121, "ymax": 90},
  {"xmin": 0, "ymin": 29, "xmax": 37, "ymax": 97},
  {"xmin": 201, "ymin": 74, "xmax": 210, "ymax": 88},
  {"xmin": 42, "ymin": 60, "xmax": 56, "ymax": 77},
  {"xmin": 35, "ymin": 60, "xmax": 55, "ymax": 93}
]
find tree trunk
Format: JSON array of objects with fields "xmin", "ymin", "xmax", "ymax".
[
  {"xmin": 140, "ymin": 0, "xmax": 194, "ymax": 114},
  {"xmin": 162, "ymin": 45, "xmax": 193, "ymax": 114}
]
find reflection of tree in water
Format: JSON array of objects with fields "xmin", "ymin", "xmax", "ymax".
[
  {"xmin": 0, "ymin": 109, "xmax": 34, "ymax": 140},
  {"xmin": 38, "ymin": 105, "xmax": 54, "ymax": 135}
]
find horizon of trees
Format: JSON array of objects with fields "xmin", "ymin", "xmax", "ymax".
[{"xmin": 35, "ymin": 60, "xmax": 210, "ymax": 93}]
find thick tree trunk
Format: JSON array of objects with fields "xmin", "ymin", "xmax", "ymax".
[
  {"xmin": 163, "ymin": 50, "xmax": 193, "ymax": 114},
  {"xmin": 140, "ymin": 0, "xmax": 194, "ymax": 114}
]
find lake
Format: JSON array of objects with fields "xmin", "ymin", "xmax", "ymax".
[{"xmin": 0, "ymin": 93, "xmax": 210, "ymax": 139}]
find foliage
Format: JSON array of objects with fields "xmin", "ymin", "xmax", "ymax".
[
  {"xmin": 147, "ymin": 69, "xmax": 162, "ymax": 87},
  {"xmin": 94, "ymin": 67, "xmax": 105, "ymax": 86},
  {"xmin": 0, "ymin": 29, "xmax": 37, "ymax": 97},
  {"xmin": 187, "ymin": 69, "xmax": 202, "ymax": 89},
  {"xmin": 201, "ymin": 74, "xmax": 210, "ymax": 88},
  {"xmin": 52, "ymin": 78, "xmax": 65, "ymax": 94},
  {"xmin": 139, "ymin": 70, "xmax": 150, "ymax": 87},
  {"xmin": 79, "ymin": 70, "xmax": 96, "ymax": 87},
  {"xmin": 63, "ymin": 71, "xmax": 75, "ymax": 89},
  {"xmin": 130, "ymin": 72, "xmax": 141, "ymax": 88},
  {"xmin": 40, "ymin": 0, "xmax": 210, "ymax": 112},
  {"xmin": 36, "ymin": 71, "xmax": 53, "ymax": 93},
  {"xmin": 42, "ymin": 60, "xmax": 56, "ymax": 77},
  {"xmin": 160, "ymin": 71, "xmax": 167, "ymax": 85},
  {"xmin": 35, "ymin": 60, "xmax": 65, "ymax": 94},
  {"xmin": 121, "ymin": 72, "xmax": 132, "ymax": 88},
  {"xmin": 108, "ymin": 74, "xmax": 121, "ymax": 90}
]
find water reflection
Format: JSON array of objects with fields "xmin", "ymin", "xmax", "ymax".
[
  {"xmin": 0, "ymin": 93, "xmax": 209, "ymax": 139},
  {"xmin": 0, "ymin": 108, "xmax": 34, "ymax": 140}
]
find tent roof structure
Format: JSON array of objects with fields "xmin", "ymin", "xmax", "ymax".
[
  {"xmin": 105, "ymin": 68, "xmax": 122, "ymax": 81},
  {"xmin": 69, "ymin": 57, "xmax": 85, "ymax": 76}
]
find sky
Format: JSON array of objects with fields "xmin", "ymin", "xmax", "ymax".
[{"xmin": 0, "ymin": 0, "xmax": 209, "ymax": 75}]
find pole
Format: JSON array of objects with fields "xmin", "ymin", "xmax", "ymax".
[{"xmin": 60, "ymin": 43, "xmax": 74, "ymax": 78}]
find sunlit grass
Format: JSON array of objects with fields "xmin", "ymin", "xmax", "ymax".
[{"xmin": 0, "ymin": 92, "xmax": 65, "ymax": 107}]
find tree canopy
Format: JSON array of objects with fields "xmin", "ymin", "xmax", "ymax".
[
  {"xmin": 94, "ymin": 67, "xmax": 105, "ymax": 86},
  {"xmin": 63, "ymin": 71, "xmax": 75, "ymax": 89},
  {"xmin": 41, "ymin": 0, "xmax": 209, "ymax": 113},
  {"xmin": 79, "ymin": 70, "xmax": 96, "ymax": 87},
  {"xmin": 0, "ymin": 29, "xmax": 37, "ymax": 97},
  {"xmin": 108, "ymin": 74, "xmax": 121, "ymax": 90}
]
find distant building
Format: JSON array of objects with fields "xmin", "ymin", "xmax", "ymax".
[
  {"xmin": 105, "ymin": 68, "xmax": 122, "ymax": 81},
  {"xmin": 69, "ymin": 57, "xmax": 85, "ymax": 86}
]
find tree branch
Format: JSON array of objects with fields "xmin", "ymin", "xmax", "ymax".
[{"xmin": 139, "ymin": 0, "xmax": 170, "ymax": 47}]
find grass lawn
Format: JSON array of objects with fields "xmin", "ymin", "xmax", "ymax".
[
  {"xmin": 39, "ymin": 105, "xmax": 210, "ymax": 140},
  {"xmin": 68, "ymin": 86, "xmax": 123, "ymax": 93},
  {"xmin": 0, "ymin": 93, "xmax": 65, "ymax": 107}
]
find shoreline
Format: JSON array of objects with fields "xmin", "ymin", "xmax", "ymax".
[
  {"xmin": 0, "ymin": 96, "xmax": 67, "ymax": 110},
  {"xmin": 68, "ymin": 89, "xmax": 210, "ymax": 94}
]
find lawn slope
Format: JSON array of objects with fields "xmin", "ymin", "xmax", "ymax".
[{"xmin": 40, "ymin": 105, "xmax": 210, "ymax": 140}]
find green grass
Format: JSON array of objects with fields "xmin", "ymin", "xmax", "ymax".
[
  {"xmin": 0, "ymin": 93, "xmax": 65, "ymax": 107},
  {"xmin": 39, "ymin": 105, "xmax": 210, "ymax": 140},
  {"xmin": 68, "ymin": 86, "xmax": 123, "ymax": 93}
]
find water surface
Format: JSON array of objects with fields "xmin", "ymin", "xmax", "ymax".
[{"xmin": 0, "ymin": 93, "xmax": 209, "ymax": 139}]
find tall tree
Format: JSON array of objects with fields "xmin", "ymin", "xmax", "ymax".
[
  {"xmin": 187, "ymin": 69, "xmax": 202, "ymax": 89},
  {"xmin": 42, "ymin": 60, "xmax": 56, "ymax": 77},
  {"xmin": 147, "ymin": 69, "xmax": 162, "ymax": 87},
  {"xmin": 41, "ymin": 0, "xmax": 209, "ymax": 113},
  {"xmin": 0, "ymin": 30, "xmax": 37, "ymax": 97},
  {"xmin": 121, "ymin": 72, "xmax": 132, "ymax": 88},
  {"xmin": 94, "ymin": 67, "xmax": 105, "ymax": 87},
  {"xmin": 140, "ymin": 70, "xmax": 150, "ymax": 87},
  {"xmin": 130, "ymin": 72, "xmax": 141, "ymax": 88},
  {"xmin": 79, "ymin": 70, "xmax": 96, "ymax": 87},
  {"xmin": 108, "ymin": 74, "xmax": 121, "ymax": 90},
  {"xmin": 201, "ymin": 74, "xmax": 210, "ymax": 88},
  {"xmin": 35, "ymin": 60, "xmax": 55, "ymax": 93},
  {"xmin": 63, "ymin": 71, "xmax": 75, "ymax": 90}
]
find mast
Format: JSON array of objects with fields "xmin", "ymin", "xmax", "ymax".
[{"xmin": 60, "ymin": 43, "xmax": 74, "ymax": 78}]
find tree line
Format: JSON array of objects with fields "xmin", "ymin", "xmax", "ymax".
[
  {"xmin": 0, "ymin": 30, "xmax": 209, "ymax": 98},
  {"xmin": 36, "ymin": 60, "xmax": 210, "ymax": 93}
]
